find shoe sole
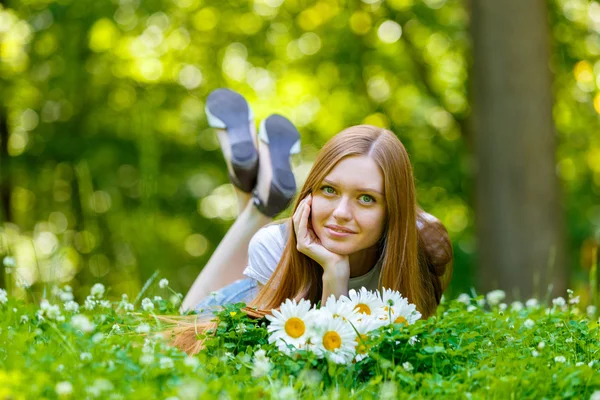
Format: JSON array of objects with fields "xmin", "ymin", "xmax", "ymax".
[
  {"xmin": 205, "ymin": 88, "xmax": 258, "ymax": 192},
  {"xmin": 255, "ymin": 115, "xmax": 300, "ymax": 216}
]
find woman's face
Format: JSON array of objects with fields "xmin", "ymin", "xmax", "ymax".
[{"xmin": 310, "ymin": 155, "xmax": 387, "ymax": 256}]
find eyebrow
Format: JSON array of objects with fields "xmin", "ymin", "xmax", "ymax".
[{"xmin": 322, "ymin": 179, "xmax": 384, "ymax": 196}]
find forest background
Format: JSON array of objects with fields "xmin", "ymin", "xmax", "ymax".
[{"xmin": 0, "ymin": 0, "xmax": 598, "ymax": 305}]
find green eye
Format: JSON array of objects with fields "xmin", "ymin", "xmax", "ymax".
[
  {"xmin": 360, "ymin": 195, "xmax": 375, "ymax": 203},
  {"xmin": 322, "ymin": 186, "xmax": 335, "ymax": 194}
]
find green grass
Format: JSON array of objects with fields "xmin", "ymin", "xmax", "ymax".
[{"xmin": 1, "ymin": 283, "xmax": 600, "ymax": 399}]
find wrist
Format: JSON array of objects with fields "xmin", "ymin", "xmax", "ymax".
[{"xmin": 322, "ymin": 260, "xmax": 350, "ymax": 280}]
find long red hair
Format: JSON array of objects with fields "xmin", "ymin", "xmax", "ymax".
[{"xmin": 168, "ymin": 125, "xmax": 451, "ymax": 354}]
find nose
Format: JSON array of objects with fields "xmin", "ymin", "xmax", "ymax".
[{"xmin": 332, "ymin": 196, "xmax": 352, "ymax": 222}]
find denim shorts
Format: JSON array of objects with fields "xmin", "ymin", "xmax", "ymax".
[{"xmin": 194, "ymin": 278, "xmax": 259, "ymax": 315}]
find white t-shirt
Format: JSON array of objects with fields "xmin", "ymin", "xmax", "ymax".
[{"xmin": 242, "ymin": 222, "xmax": 383, "ymax": 291}]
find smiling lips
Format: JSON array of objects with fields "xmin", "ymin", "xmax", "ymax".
[{"xmin": 325, "ymin": 225, "xmax": 356, "ymax": 237}]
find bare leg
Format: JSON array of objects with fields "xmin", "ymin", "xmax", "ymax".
[
  {"xmin": 215, "ymin": 124, "xmax": 258, "ymax": 215},
  {"xmin": 181, "ymin": 202, "xmax": 272, "ymax": 312},
  {"xmin": 182, "ymin": 128, "xmax": 279, "ymax": 312}
]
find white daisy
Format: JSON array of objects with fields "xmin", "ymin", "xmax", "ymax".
[
  {"xmin": 266, "ymin": 298, "xmax": 314, "ymax": 354},
  {"xmin": 320, "ymin": 294, "xmax": 360, "ymax": 323},
  {"xmin": 341, "ymin": 287, "xmax": 385, "ymax": 319},
  {"xmin": 381, "ymin": 288, "xmax": 407, "ymax": 312},
  {"xmin": 350, "ymin": 318, "xmax": 385, "ymax": 362},
  {"xmin": 387, "ymin": 297, "xmax": 421, "ymax": 326},
  {"xmin": 309, "ymin": 316, "xmax": 357, "ymax": 364}
]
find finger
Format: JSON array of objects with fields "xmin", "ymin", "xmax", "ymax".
[
  {"xmin": 292, "ymin": 203, "xmax": 303, "ymax": 233},
  {"xmin": 298, "ymin": 201, "xmax": 310, "ymax": 241}
]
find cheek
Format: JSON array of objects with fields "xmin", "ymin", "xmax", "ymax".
[
  {"xmin": 310, "ymin": 197, "xmax": 329, "ymax": 223},
  {"xmin": 358, "ymin": 210, "xmax": 387, "ymax": 237}
]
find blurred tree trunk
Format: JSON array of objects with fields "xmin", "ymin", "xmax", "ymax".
[
  {"xmin": 0, "ymin": 106, "xmax": 7, "ymax": 289},
  {"xmin": 471, "ymin": 0, "xmax": 566, "ymax": 300}
]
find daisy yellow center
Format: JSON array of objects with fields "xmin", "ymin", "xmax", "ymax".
[
  {"xmin": 284, "ymin": 317, "xmax": 305, "ymax": 338},
  {"xmin": 322, "ymin": 331, "xmax": 342, "ymax": 351},
  {"xmin": 355, "ymin": 303, "xmax": 371, "ymax": 315},
  {"xmin": 394, "ymin": 315, "xmax": 408, "ymax": 326},
  {"xmin": 355, "ymin": 334, "xmax": 368, "ymax": 354}
]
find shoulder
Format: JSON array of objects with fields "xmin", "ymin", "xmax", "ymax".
[{"xmin": 249, "ymin": 222, "xmax": 287, "ymax": 250}]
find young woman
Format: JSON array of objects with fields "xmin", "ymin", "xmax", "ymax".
[{"xmin": 174, "ymin": 89, "xmax": 453, "ymax": 354}]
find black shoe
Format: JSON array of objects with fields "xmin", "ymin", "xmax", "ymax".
[
  {"xmin": 205, "ymin": 88, "xmax": 258, "ymax": 193},
  {"xmin": 252, "ymin": 114, "xmax": 301, "ymax": 217}
]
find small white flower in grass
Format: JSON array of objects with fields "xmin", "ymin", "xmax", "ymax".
[
  {"xmin": 569, "ymin": 296, "xmax": 580, "ymax": 305},
  {"xmin": 55, "ymin": 381, "xmax": 73, "ymax": 396},
  {"xmin": 309, "ymin": 316, "xmax": 357, "ymax": 364},
  {"xmin": 92, "ymin": 333, "xmax": 104, "ymax": 343},
  {"xmin": 160, "ymin": 357, "xmax": 174, "ymax": 369},
  {"xmin": 84, "ymin": 296, "xmax": 96, "ymax": 311},
  {"xmin": 159, "ymin": 278, "xmax": 169, "ymax": 289},
  {"xmin": 278, "ymin": 387, "xmax": 297, "ymax": 400},
  {"xmin": 467, "ymin": 305, "xmax": 477, "ymax": 312},
  {"xmin": 477, "ymin": 298, "xmax": 486, "ymax": 307},
  {"xmin": 112, "ymin": 323, "xmax": 121, "ymax": 333},
  {"xmin": 486, "ymin": 290, "xmax": 505, "ymax": 306},
  {"xmin": 266, "ymin": 298, "xmax": 314, "ymax": 354},
  {"xmin": 552, "ymin": 297, "xmax": 566, "ymax": 307},
  {"xmin": 136, "ymin": 323, "xmax": 151, "ymax": 334},
  {"xmin": 342, "ymin": 287, "xmax": 385, "ymax": 319},
  {"xmin": 0, "ymin": 288, "xmax": 7, "ymax": 304},
  {"xmin": 555, "ymin": 355, "xmax": 566, "ymax": 363},
  {"xmin": 457, "ymin": 293, "xmax": 471, "ymax": 305},
  {"xmin": 408, "ymin": 335, "xmax": 420, "ymax": 346},
  {"xmin": 59, "ymin": 291, "xmax": 74, "ymax": 302},
  {"xmin": 141, "ymin": 298, "xmax": 154, "ymax": 312},
  {"xmin": 20, "ymin": 315, "xmax": 28, "ymax": 324},
  {"xmin": 511, "ymin": 301, "xmax": 523, "ymax": 312},
  {"xmin": 91, "ymin": 283, "xmax": 105, "ymax": 298},
  {"xmin": 119, "ymin": 298, "xmax": 134, "ymax": 312},
  {"xmin": 3, "ymin": 256, "xmax": 15, "ymax": 267},
  {"xmin": 63, "ymin": 300, "xmax": 79, "ymax": 313},
  {"xmin": 139, "ymin": 354, "xmax": 154, "ymax": 365},
  {"xmin": 80, "ymin": 352, "xmax": 92, "ymax": 362},
  {"xmin": 184, "ymin": 356, "xmax": 199, "ymax": 369},
  {"xmin": 588, "ymin": 305, "xmax": 597, "ymax": 317},
  {"xmin": 153, "ymin": 296, "xmax": 162, "ymax": 302},
  {"xmin": 526, "ymin": 298, "xmax": 539, "ymax": 308},
  {"xmin": 251, "ymin": 349, "xmax": 272, "ymax": 378},
  {"xmin": 99, "ymin": 300, "xmax": 112, "ymax": 309},
  {"xmin": 589, "ymin": 360, "xmax": 596, "ymax": 367},
  {"xmin": 523, "ymin": 319, "xmax": 535, "ymax": 329},
  {"xmin": 576, "ymin": 362, "xmax": 584, "ymax": 366},
  {"xmin": 538, "ymin": 341, "xmax": 545, "ymax": 350},
  {"xmin": 566, "ymin": 337, "xmax": 573, "ymax": 343},
  {"xmin": 532, "ymin": 350, "xmax": 539, "ymax": 357},
  {"xmin": 498, "ymin": 303, "xmax": 507, "ymax": 312},
  {"xmin": 402, "ymin": 361, "xmax": 414, "ymax": 372},
  {"xmin": 71, "ymin": 315, "xmax": 95, "ymax": 333},
  {"xmin": 170, "ymin": 294, "xmax": 182, "ymax": 307}
]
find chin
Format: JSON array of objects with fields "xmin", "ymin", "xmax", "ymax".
[{"xmin": 320, "ymin": 237, "xmax": 356, "ymax": 256}]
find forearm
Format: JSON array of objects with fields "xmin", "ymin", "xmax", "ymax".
[{"xmin": 320, "ymin": 265, "xmax": 350, "ymax": 305}]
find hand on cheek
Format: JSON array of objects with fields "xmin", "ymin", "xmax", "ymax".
[{"xmin": 292, "ymin": 194, "xmax": 349, "ymax": 275}]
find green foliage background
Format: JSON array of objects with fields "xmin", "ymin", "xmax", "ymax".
[{"xmin": 0, "ymin": 0, "xmax": 598, "ymax": 301}]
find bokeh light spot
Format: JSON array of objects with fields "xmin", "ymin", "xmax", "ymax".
[
  {"xmin": 185, "ymin": 234, "xmax": 209, "ymax": 257},
  {"xmin": 193, "ymin": 8, "xmax": 218, "ymax": 32},
  {"xmin": 89, "ymin": 19, "xmax": 120, "ymax": 52},
  {"xmin": 349, "ymin": 11, "xmax": 372, "ymax": 35},
  {"xmin": 377, "ymin": 20, "xmax": 402, "ymax": 43},
  {"xmin": 178, "ymin": 64, "xmax": 203, "ymax": 90}
]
